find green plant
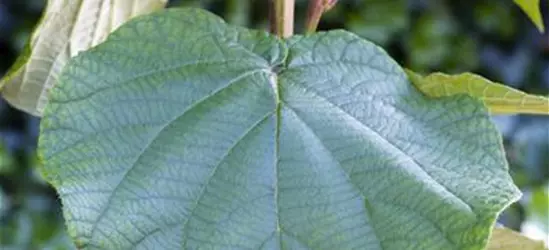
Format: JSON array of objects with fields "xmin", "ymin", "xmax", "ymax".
[{"xmin": 1, "ymin": 0, "xmax": 548, "ymax": 249}]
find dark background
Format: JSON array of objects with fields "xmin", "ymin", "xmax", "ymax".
[{"xmin": 0, "ymin": 0, "xmax": 548, "ymax": 249}]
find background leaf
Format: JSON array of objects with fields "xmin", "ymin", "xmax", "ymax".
[
  {"xmin": 0, "ymin": 0, "xmax": 167, "ymax": 117},
  {"xmin": 406, "ymin": 70, "xmax": 549, "ymax": 115},
  {"xmin": 347, "ymin": 0, "xmax": 407, "ymax": 46},
  {"xmin": 514, "ymin": 0, "xmax": 545, "ymax": 32},
  {"xmin": 487, "ymin": 227, "xmax": 547, "ymax": 250},
  {"xmin": 39, "ymin": 8, "xmax": 520, "ymax": 249}
]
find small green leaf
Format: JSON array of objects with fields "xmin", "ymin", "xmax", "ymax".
[
  {"xmin": 0, "ymin": 0, "xmax": 167, "ymax": 117},
  {"xmin": 39, "ymin": 8, "xmax": 520, "ymax": 249},
  {"xmin": 514, "ymin": 0, "xmax": 545, "ymax": 32},
  {"xmin": 487, "ymin": 227, "xmax": 547, "ymax": 250},
  {"xmin": 406, "ymin": 70, "xmax": 549, "ymax": 115}
]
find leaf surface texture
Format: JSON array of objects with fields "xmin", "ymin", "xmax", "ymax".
[{"xmin": 39, "ymin": 8, "xmax": 520, "ymax": 250}]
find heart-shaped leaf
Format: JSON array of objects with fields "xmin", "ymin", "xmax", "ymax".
[
  {"xmin": 0, "ymin": 0, "xmax": 167, "ymax": 117},
  {"xmin": 39, "ymin": 8, "xmax": 520, "ymax": 249},
  {"xmin": 406, "ymin": 70, "xmax": 549, "ymax": 115}
]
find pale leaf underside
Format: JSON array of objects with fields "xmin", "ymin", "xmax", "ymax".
[
  {"xmin": 39, "ymin": 8, "xmax": 520, "ymax": 250},
  {"xmin": 0, "ymin": 0, "xmax": 167, "ymax": 116}
]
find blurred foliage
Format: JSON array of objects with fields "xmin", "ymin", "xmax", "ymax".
[
  {"xmin": 0, "ymin": 0, "xmax": 548, "ymax": 248},
  {"xmin": 488, "ymin": 227, "xmax": 547, "ymax": 250}
]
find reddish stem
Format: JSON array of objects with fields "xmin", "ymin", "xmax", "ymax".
[{"xmin": 305, "ymin": 0, "xmax": 338, "ymax": 34}]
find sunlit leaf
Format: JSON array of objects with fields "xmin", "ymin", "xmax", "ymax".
[
  {"xmin": 0, "ymin": 0, "xmax": 167, "ymax": 117},
  {"xmin": 0, "ymin": 189, "xmax": 7, "ymax": 217},
  {"xmin": 406, "ymin": 70, "xmax": 549, "ymax": 115},
  {"xmin": 487, "ymin": 227, "xmax": 547, "ymax": 250},
  {"xmin": 514, "ymin": 0, "xmax": 545, "ymax": 32}
]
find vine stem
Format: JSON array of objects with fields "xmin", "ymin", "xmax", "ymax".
[
  {"xmin": 305, "ymin": 0, "xmax": 337, "ymax": 34},
  {"xmin": 269, "ymin": 0, "xmax": 295, "ymax": 38}
]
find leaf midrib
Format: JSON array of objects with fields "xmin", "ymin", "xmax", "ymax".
[
  {"xmin": 179, "ymin": 111, "xmax": 275, "ymax": 249},
  {"xmin": 280, "ymin": 80, "xmax": 476, "ymax": 249}
]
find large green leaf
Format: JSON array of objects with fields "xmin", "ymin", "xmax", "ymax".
[
  {"xmin": 39, "ymin": 8, "xmax": 520, "ymax": 249},
  {"xmin": 0, "ymin": 0, "xmax": 167, "ymax": 117},
  {"xmin": 514, "ymin": 0, "xmax": 545, "ymax": 32},
  {"xmin": 406, "ymin": 70, "xmax": 549, "ymax": 115}
]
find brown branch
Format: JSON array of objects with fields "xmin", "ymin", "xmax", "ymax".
[{"xmin": 269, "ymin": 0, "xmax": 295, "ymax": 38}]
